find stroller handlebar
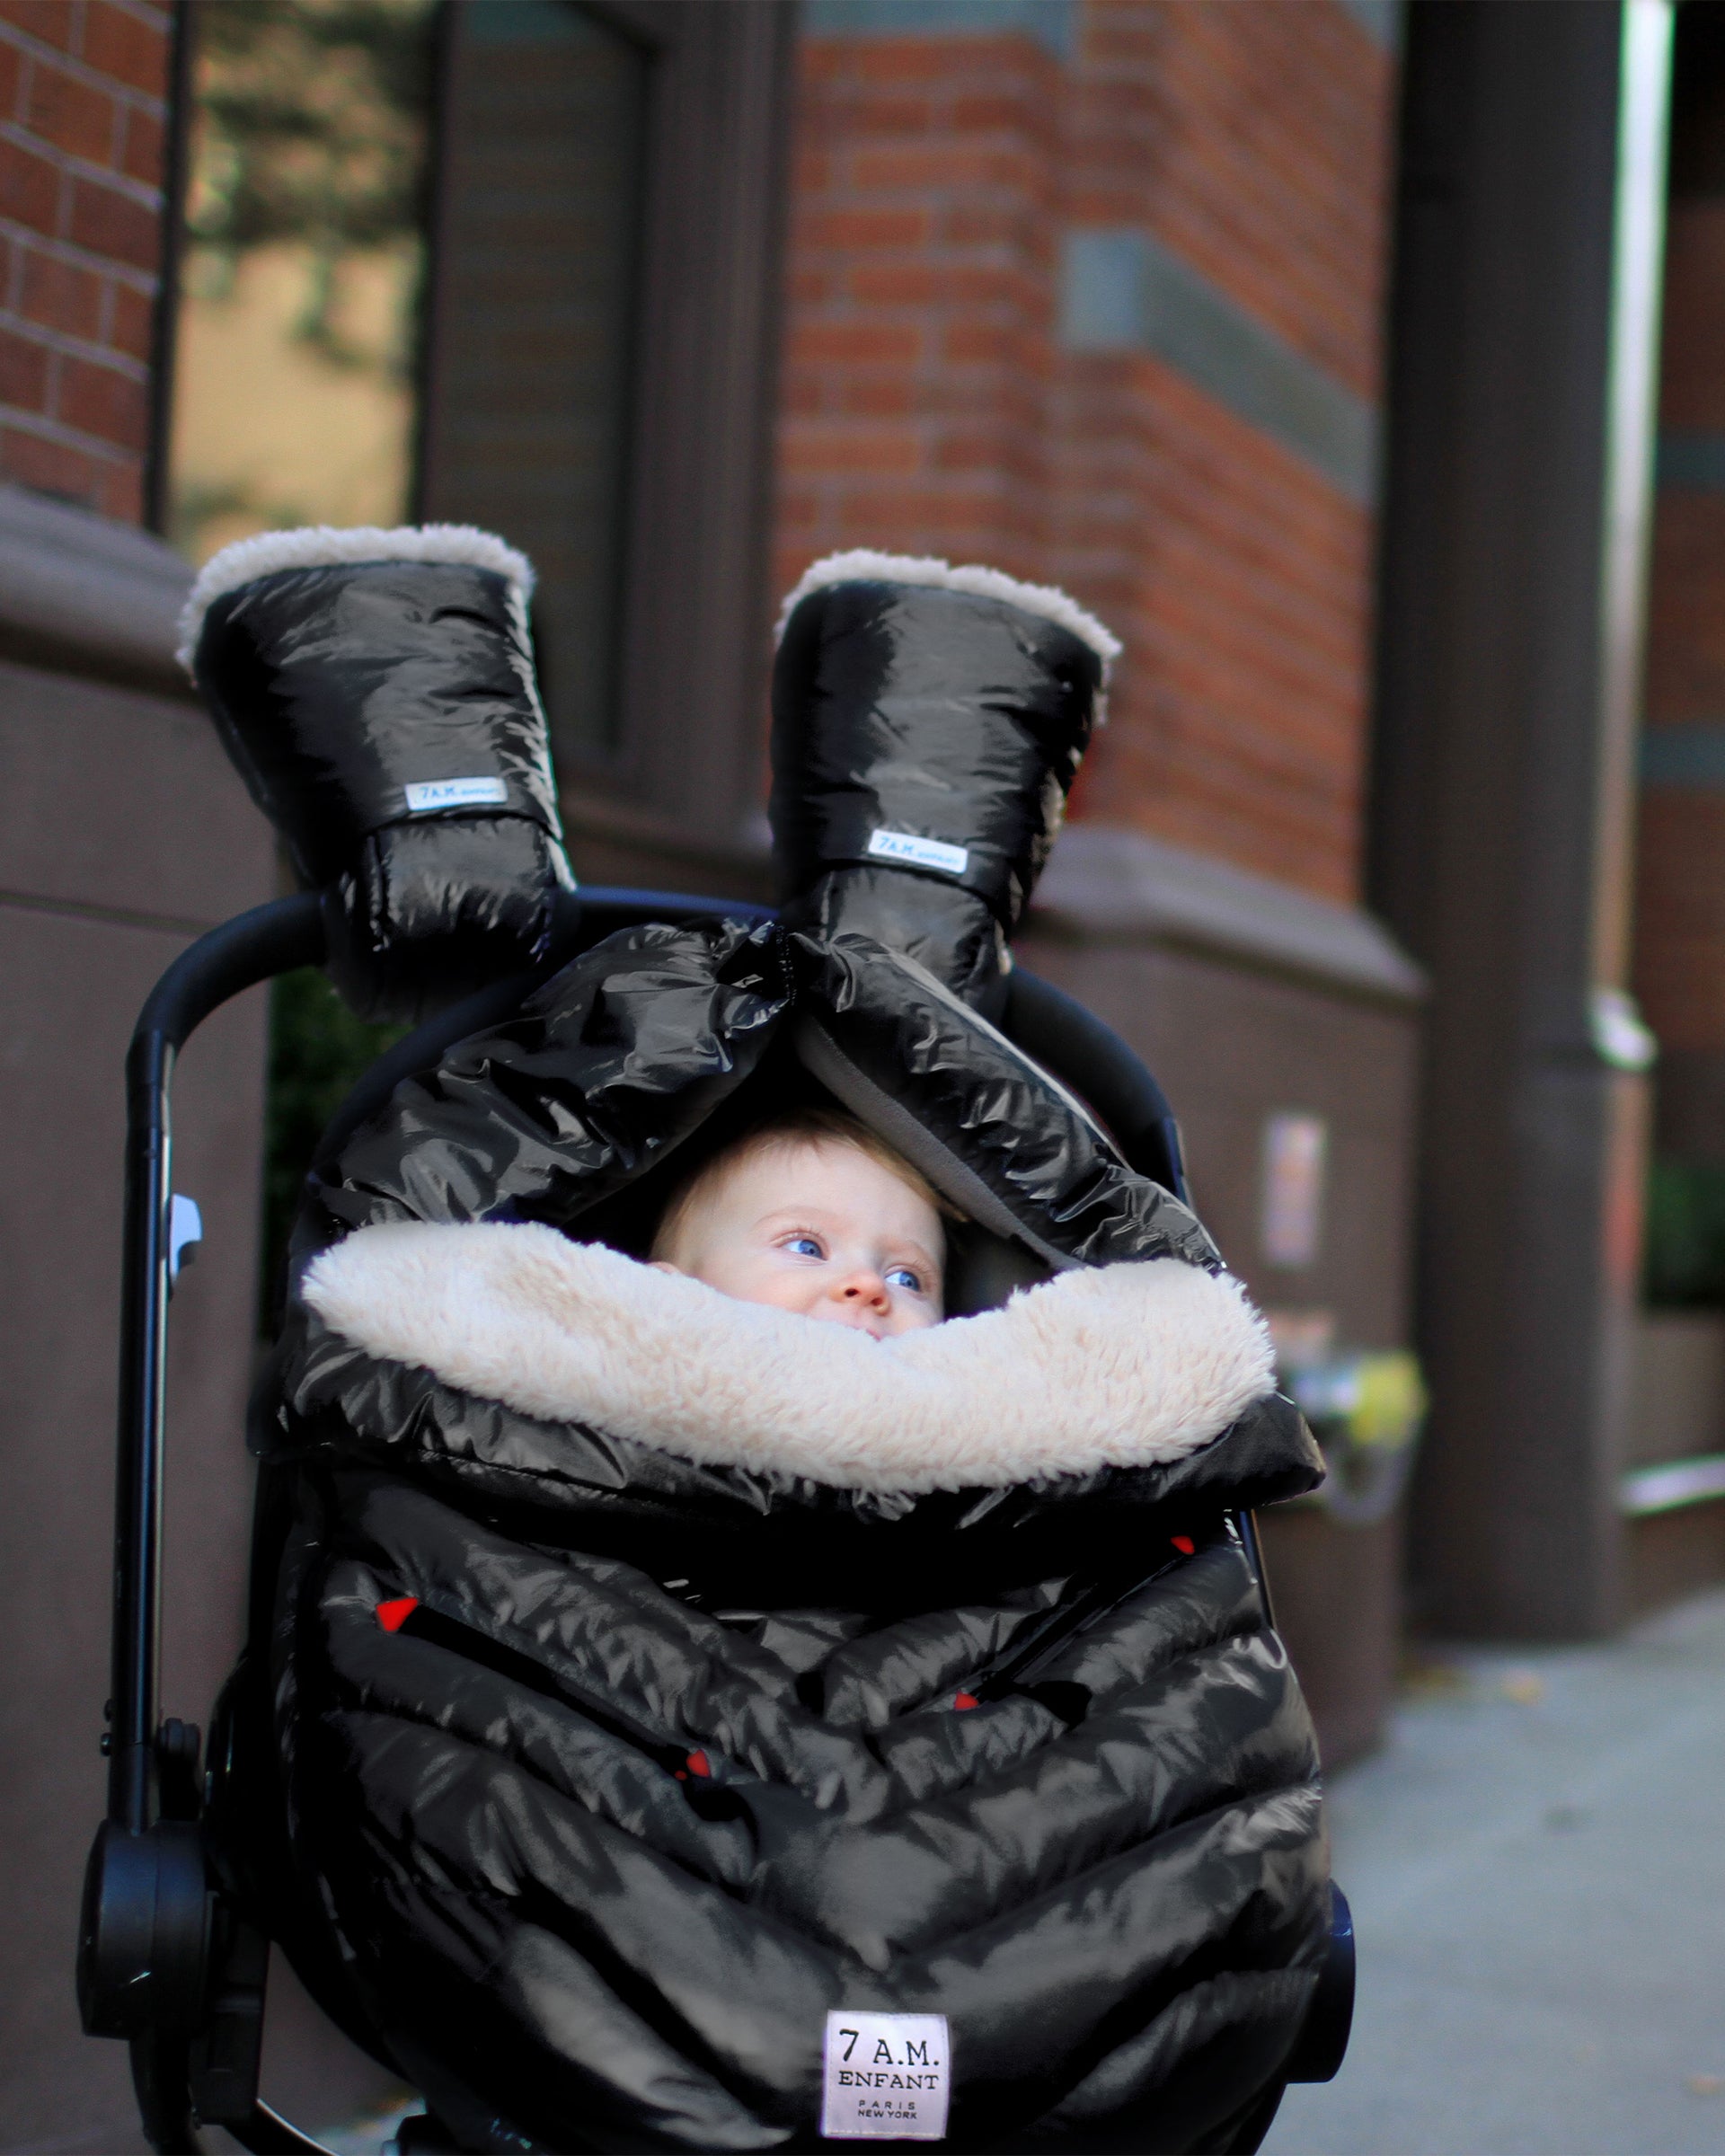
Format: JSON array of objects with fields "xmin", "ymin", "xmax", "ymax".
[{"xmin": 111, "ymin": 893, "xmax": 327, "ymax": 1835}]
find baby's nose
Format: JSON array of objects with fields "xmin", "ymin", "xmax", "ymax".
[{"xmin": 841, "ymin": 1269, "xmax": 890, "ymax": 1309}]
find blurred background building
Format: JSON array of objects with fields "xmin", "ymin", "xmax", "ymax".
[
  {"xmin": 0, "ymin": 0, "xmax": 1715, "ymax": 2143},
  {"xmin": 1631, "ymin": 3, "xmax": 1725, "ymax": 1604}
]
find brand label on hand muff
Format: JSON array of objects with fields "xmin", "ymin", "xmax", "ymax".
[
  {"xmin": 403, "ymin": 775, "xmax": 509, "ymax": 813},
  {"xmin": 867, "ymin": 828, "xmax": 969, "ymax": 878},
  {"xmin": 820, "ymin": 2010, "xmax": 951, "ymax": 2141}
]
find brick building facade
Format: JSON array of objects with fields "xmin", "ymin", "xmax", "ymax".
[
  {"xmin": 0, "ymin": 0, "xmax": 1406, "ymax": 925},
  {"xmin": 0, "ymin": 0, "xmax": 167, "ymax": 519},
  {"xmin": 1625, "ymin": 3, "xmax": 1725, "ymax": 1603},
  {"xmin": 1639, "ymin": 11, "xmax": 1725, "ymax": 1161},
  {"xmin": 778, "ymin": 3, "xmax": 1395, "ymax": 901},
  {"xmin": 0, "ymin": 1, "xmax": 1693, "ymax": 2143}
]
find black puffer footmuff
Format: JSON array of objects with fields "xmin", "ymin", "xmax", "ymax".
[{"xmin": 246, "ymin": 559, "xmax": 1331, "ymax": 2153}]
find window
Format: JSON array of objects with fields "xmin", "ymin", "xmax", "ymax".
[
  {"xmin": 420, "ymin": 2, "xmax": 649, "ymax": 762},
  {"xmin": 164, "ymin": 0, "xmax": 439, "ymax": 561},
  {"xmin": 160, "ymin": 0, "xmax": 792, "ymax": 857}
]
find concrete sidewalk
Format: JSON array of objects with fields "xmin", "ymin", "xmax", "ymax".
[{"xmin": 1269, "ymin": 1590, "xmax": 1725, "ymax": 2156}]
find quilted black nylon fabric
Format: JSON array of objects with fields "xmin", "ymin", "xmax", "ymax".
[
  {"xmin": 771, "ymin": 579, "xmax": 1102, "ymax": 1017},
  {"xmin": 193, "ymin": 557, "xmax": 575, "ymax": 1022},
  {"xmin": 248, "ymin": 917, "xmax": 1330, "ymax": 2153}
]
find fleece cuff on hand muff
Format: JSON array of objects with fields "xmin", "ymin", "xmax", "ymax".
[
  {"xmin": 181, "ymin": 526, "xmax": 575, "ymax": 1023},
  {"xmin": 770, "ymin": 552, "xmax": 1119, "ymax": 1018}
]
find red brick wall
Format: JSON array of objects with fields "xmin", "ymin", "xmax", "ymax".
[
  {"xmin": 1056, "ymin": 351, "xmax": 1376, "ymax": 897},
  {"xmin": 0, "ymin": 0, "xmax": 168, "ymax": 522},
  {"xmin": 774, "ymin": 0, "xmax": 1396, "ymax": 905},
  {"xmin": 1071, "ymin": 3, "xmax": 1386, "ymax": 402},
  {"xmin": 1634, "ymin": 196, "xmax": 1725, "ymax": 1073},
  {"xmin": 777, "ymin": 29, "xmax": 1064, "ymax": 589}
]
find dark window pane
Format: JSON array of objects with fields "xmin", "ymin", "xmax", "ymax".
[{"xmin": 423, "ymin": 0, "xmax": 650, "ymax": 764}]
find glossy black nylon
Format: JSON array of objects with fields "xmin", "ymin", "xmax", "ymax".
[
  {"xmin": 771, "ymin": 581, "xmax": 1101, "ymax": 1015},
  {"xmin": 193, "ymin": 559, "xmax": 575, "ymax": 1022}
]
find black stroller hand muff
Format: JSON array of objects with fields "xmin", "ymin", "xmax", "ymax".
[
  {"xmin": 80, "ymin": 534, "xmax": 1353, "ymax": 2155},
  {"xmin": 771, "ymin": 551, "xmax": 1119, "ymax": 1020},
  {"xmin": 179, "ymin": 524, "xmax": 576, "ymax": 1024}
]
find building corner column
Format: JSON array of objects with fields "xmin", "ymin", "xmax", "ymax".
[{"xmin": 1373, "ymin": 0, "xmax": 1671, "ymax": 1637}]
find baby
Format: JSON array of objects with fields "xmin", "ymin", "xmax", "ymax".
[{"xmin": 650, "ymin": 1104, "xmax": 948, "ymax": 1338}]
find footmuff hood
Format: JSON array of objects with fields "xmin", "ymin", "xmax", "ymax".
[{"xmin": 305, "ymin": 918, "xmax": 1218, "ymax": 1278}]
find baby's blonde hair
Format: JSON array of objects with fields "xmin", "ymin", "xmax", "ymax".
[{"xmin": 650, "ymin": 1103, "xmax": 955, "ymax": 1265}]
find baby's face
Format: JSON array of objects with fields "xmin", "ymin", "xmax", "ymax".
[{"xmin": 655, "ymin": 1138, "xmax": 944, "ymax": 1338}]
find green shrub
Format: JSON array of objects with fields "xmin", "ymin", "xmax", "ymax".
[
  {"xmin": 261, "ymin": 968, "xmax": 404, "ymax": 1332},
  {"xmin": 1643, "ymin": 1156, "xmax": 1725, "ymax": 1309}
]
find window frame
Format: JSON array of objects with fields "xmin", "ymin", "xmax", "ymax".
[
  {"xmin": 155, "ymin": 0, "xmax": 795, "ymax": 880},
  {"xmin": 417, "ymin": 0, "xmax": 796, "ymax": 872}
]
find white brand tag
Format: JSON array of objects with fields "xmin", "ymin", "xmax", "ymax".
[
  {"xmin": 403, "ymin": 776, "xmax": 509, "ymax": 814},
  {"xmin": 820, "ymin": 2011, "xmax": 951, "ymax": 2142},
  {"xmin": 866, "ymin": 828, "xmax": 969, "ymax": 878}
]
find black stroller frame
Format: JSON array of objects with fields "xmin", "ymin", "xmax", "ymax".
[{"xmin": 77, "ymin": 881, "xmax": 1355, "ymax": 2156}]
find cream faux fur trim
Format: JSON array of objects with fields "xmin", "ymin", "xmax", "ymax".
[
  {"xmin": 177, "ymin": 523, "xmax": 536, "ymax": 673},
  {"xmin": 775, "ymin": 549, "xmax": 1122, "ymax": 683},
  {"xmin": 303, "ymin": 1224, "xmax": 1273, "ymax": 1493}
]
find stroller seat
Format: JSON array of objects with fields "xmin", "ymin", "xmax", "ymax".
[{"xmin": 78, "ymin": 536, "xmax": 1353, "ymax": 2154}]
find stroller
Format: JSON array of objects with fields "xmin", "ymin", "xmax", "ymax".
[{"xmin": 77, "ymin": 531, "xmax": 1355, "ymax": 2154}]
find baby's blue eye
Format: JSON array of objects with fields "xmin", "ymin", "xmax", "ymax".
[
  {"xmin": 786, "ymin": 1233, "xmax": 823, "ymax": 1258},
  {"xmin": 886, "ymin": 1266, "xmax": 924, "ymax": 1294}
]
